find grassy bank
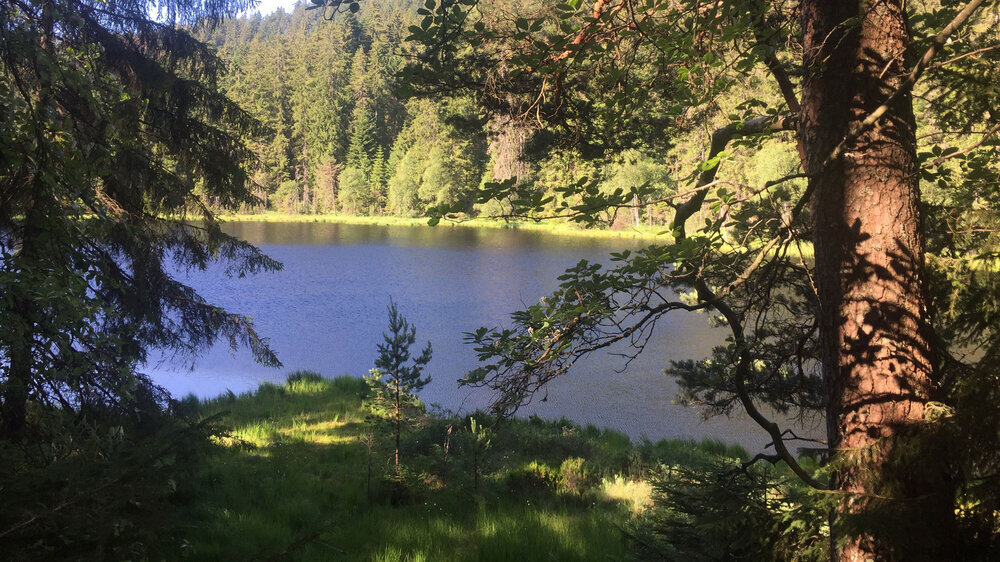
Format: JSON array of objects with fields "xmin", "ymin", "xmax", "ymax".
[
  {"xmin": 219, "ymin": 212, "xmax": 669, "ymax": 241},
  {"xmin": 157, "ymin": 372, "xmax": 748, "ymax": 561}
]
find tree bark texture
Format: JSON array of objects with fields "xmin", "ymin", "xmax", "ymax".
[{"xmin": 800, "ymin": 0, "xmax": 954, "ymax": 559}]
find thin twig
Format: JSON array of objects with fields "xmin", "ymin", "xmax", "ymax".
[{"xmin": 928, "ymin": 121, "xmax": 1000, "ymax": 167}]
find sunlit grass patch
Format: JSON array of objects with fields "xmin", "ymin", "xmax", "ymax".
[
  {"xmin": 218, "ymin": 212, "xmax": 668, "ymax": 240},
  {"xmin": 601, "ymin": 474, "xmax": 654, "ymax": 515},
  {"xmin": 280, "ymin": 418, "xmax": 356, "ymax": 445},
  {"xmin": 227, "ymin": 420, "xmax": 281, "ymax": 448},
  {"xmin": 473, "ymin": 506, "xmax": 625, "ymax": 561}
]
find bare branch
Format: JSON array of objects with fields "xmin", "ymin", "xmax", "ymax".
[
  {"xmin": 928, "ymin": 121, "xmax": 1000, "ymax": 167},
  {"xmin": 925, "ymin": 42, "xmax": 1000, "ymax": 72}
]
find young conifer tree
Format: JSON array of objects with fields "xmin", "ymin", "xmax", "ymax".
[{"xmin": 365, "ymin": 299, "xmax": 432, "ymax": 477}]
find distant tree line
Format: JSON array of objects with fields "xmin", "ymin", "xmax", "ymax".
[{"xmin": 197, "ymin": 1, "xmax": 693, "ymax": 227}]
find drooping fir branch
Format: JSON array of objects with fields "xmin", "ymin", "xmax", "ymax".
[{"xmin": 0, "ymin": 0, "xmax": 281, "ymax": 432}]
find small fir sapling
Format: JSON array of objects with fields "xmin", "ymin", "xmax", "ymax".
[
  {"xmin": 364, "ymin": 299, "xmax": 432, "ymax": 477},
  {"xmin": 467, "ymin": 416, "xmax": 493, "ymax": 493}
]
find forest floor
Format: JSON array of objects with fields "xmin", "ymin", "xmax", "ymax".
[{"xmin": 159, "ymin": 372, "xmax": 749, "ymax": 561}]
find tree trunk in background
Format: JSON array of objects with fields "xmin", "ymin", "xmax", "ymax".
[
  {"xmin": 800, "ymin": 1, "xmax": 954, "ymax": 559},
  {"xmin": 3, "ymin": 226, "xmax": 36, "ymax": 437},
  {"xmin": 301, "ymin": 141, "xmax": 310, "ymax": 209}
]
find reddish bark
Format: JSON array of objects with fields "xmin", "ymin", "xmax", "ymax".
[
  {"xmin": 552, "ymin": 0, "xmax": 623, "ymax": 63},
  {"xmin": 800, "ymin": 0, "xmax": 954, "ymax": 559}
]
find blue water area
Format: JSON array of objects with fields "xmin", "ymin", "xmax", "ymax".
[{"xmin": 147, "ymin": 222, "xmax": 817, "ymax": 450}]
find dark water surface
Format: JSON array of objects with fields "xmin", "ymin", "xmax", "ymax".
[{"xmin": 147, "ymin": 222, "xmax": 812, "ymax": 450}]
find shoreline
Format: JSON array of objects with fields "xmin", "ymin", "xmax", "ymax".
[
  {"xmin": 217, "ymin": 212, "xmax": 671, "ymax": 241},
  {"xmin": 216, "ymin": 212, "xmax": 816, "ymax": 258}
]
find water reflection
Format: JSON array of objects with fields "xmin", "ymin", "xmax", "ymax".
[{"xmin": 226, "ymin": 221, "xmax": 650, "ymax": 250}]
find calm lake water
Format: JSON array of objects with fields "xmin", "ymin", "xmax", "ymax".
[{"xmin": 147, "ymin": 221, "xmax": 814, "ymax": 451}]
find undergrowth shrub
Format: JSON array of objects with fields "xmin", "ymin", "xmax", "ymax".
[
  {"xmin": 0, "ymin": 410, "xmax": 219, "ymax": 560},
  {"xmin": 557, "ymin": 457, "xmax": 592, "ymax": 496},
  {"xmin": 633, "ymin": 459, "xmax": 828, "ymax": 561},
  {"xmin": 506, "ymin": 461, "xmax": 557, "ymax": 496}
]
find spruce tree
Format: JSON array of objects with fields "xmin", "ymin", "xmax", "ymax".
[
  {"xmin": 364, "ymin": 299, "xmax": 432, "ymax": 477},
  {"xmin": 0, "ymin": 0, "xmax": 278, "ymax": 437},
  {"xmin": 369, "ymin": 145, "xmax": 388, "ymax": 214},
  {"xmin": 347, "ymin": 106, "xmax": 377, "ymax": 177}
]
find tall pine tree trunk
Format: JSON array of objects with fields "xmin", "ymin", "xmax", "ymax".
[
  {"xmin": 800, "ymin": 1, "xmax": 954, "ymax": 558},
  {"xmin": 3, "ymin": 184, "xmax": 52, "ymax": 437},
  {"xmin": 3, "ymin": 0, "xmax": 55, "ymax": 438}
]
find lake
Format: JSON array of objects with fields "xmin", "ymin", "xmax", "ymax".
[{"xmin": 147, "ymin": 221, "xmax": 815, "ymax": 451}]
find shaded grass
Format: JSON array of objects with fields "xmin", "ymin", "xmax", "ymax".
[{"xmin": 158, "ymin": 372, "xmax": 749, "ymax": 560}]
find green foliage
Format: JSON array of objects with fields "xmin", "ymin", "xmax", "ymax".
[
  {"xmin": 347, "ymin": 105, "xmax": 378, "ymax": 174},
  {"xmin": 369, "ymin": 145, "xmax": 390, "ymax": 212},
  {"xmin": 201, "ymin": 3, "xmax": 702, "ymax": 223},
  {"xmin": 0, "ymin": 407, "xmax": 221, "ymax": 559},
  {"xmin": 0, "ymin": 0, "xmax": 279, "ymax": 438},
  {"xmin": 274, "ymin": 179, "xmax": 305, "ymax": 213},
  {"xmin": 368, "ymin": 300, "xmax": 433, "ymax": 403},
  {"xmin": 637, "ymin": 460, "xmax": 828, "ymax": 561},
  {"xmin": 202, "ymin": 3, "xmax": 410, "ymax": 216},
  {"xmin": 153, "ymin": 370, "xmax": 879, "ymax": 560},
  {"xmin": 505, "ymin": 460, "xmax": 559, "ymax": 497},
  {"xmin": 387, "ymin": 97, "xmax": 488, "ymax": 216},
  {"xmin": 557, "ymin": 457, "xmax": 592, "ymax": 496},
  {"xmin": 338, "ymin": 165, "xmax": 371, "ymax": 214},
  {"xmin": 364, "ymin": 299, "xmax": 433, "ymax": 476},
  {"xmin": 466, "ymin": 415, "xmax": 492, "ymax": 492},
  {"xmin": 402, "ymin": 0, "xmax": 1000, "ymax": 556},
  {"xmin": 154, "ymin": 372, "xmax": 661, "ymax": 560}
]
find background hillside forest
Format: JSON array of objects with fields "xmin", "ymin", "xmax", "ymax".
[{"xmin": 197, "ymin": 0, "xmax": 788, "ymax": 226}]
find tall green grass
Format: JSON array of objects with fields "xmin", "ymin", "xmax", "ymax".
[{"xmin": 156, "ymin": 372, "xmax": 749, "ymax": 560}]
